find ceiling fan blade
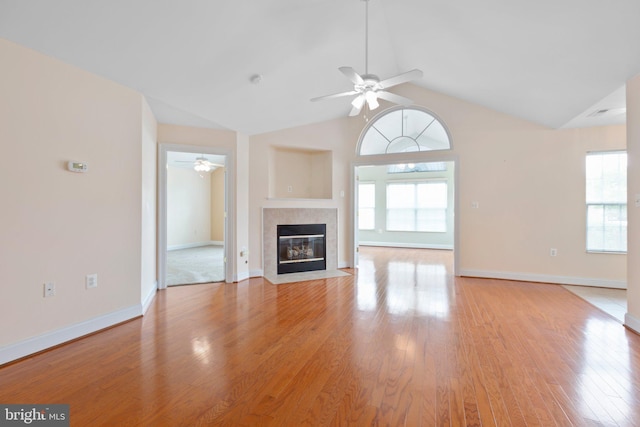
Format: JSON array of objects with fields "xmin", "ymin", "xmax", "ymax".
[
  {"xmin": 311, "ymin": 90, "xmax": 359, "ymax": 102},
  {"xmin": 339, "ymin": 66, "xmax": 364, "ymax": 85},
  {"xmin": 349, "ymin": 95, "xmax": 365, "ymax": 116},
  {"xmin": 376, "ymin": 90, "xmax": 414, "ymax": 106},
  {"xmin": 204, "ymin": 162, "xmax": 224, "ymax": 167},
  {"xmin": 379, "ymin": 69, "xmax": 423, "ymax": 89}
]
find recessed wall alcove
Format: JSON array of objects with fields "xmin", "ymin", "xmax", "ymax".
[
  {"xmin": 262, "ymin": 208, "xmax": 337, "ymax": 279},
  {"xmin": 268, "ymin": 147, "xmax": 332, "ymax": 199}
]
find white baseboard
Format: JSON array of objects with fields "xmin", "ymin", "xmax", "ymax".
[
  {"xmin": 359, "ymin": 241, "xmax": 454, "ymax": 250},
  {"xmin": 624, "ymin": 313, "xmax": 640, "ymax": 334},
  {"xmin": 338, "ymin": 260, "xmax": 350, "ymax": 269},
  {"xmin": 141, "ymin": 282, "xmax": 157, "ymax": 315},
  {"xmin": 234, "ymin": 271, "xmax": 250, "ymax": 283},
  {"xmin": 459, "ymin": 269, "xmax": 627, "ymax": 289},
  {"xmin": 250, "ymin": 269, "xmax": 264, "ymax": 278},
  {"xmin": 168, "ymin": 241, "xmax": 223, "ymax": 251},
  {"xmin": 0, "ymin": 305, "xmax": 143, "ymax": 366}
]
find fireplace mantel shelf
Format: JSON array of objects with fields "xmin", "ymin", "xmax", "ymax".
[{"xmin": 266, "ymin": 197, "xmax": 333, "ymax": 201}]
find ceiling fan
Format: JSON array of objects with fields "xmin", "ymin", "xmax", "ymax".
[
  {"xmin": 311, "ymin": 0, "xmax": 423, "ymax": 117},
  {"xmin": 176, "ymin": 155, "xmax": 223, "ymax": 173}
]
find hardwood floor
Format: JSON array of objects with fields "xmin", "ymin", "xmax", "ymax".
[{"xmin": 2, "ymin": 247, "xmax": 640, "ymax": 426}]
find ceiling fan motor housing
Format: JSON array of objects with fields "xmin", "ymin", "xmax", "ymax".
[{"xmin": 356, "ymin": 74, "xmax": 382, "ymax": 93}]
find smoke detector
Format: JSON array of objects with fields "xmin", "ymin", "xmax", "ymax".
[{"xmin": 250, "ymin": 74, "xmax": 263, "ymax": 85}]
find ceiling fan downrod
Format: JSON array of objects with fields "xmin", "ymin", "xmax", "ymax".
[{"xmin": 310, "ymin": 0, "xmax": 423, "ymax": 116}]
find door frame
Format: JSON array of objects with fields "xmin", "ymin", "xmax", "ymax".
[
  {"xmin": 158, "ymin": 143, "xmax": 234, "ymax": 288},
  {"xmin": 350, "ymin": 152, "xmax": 460, "ymax": 276}
]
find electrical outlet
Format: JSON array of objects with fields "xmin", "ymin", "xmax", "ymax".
[
  {"xmin": 287, "ymin": 185, "xmax": 293, "ymax": 193},
  {"xmin": 44, "ymin": 282, "xmax": 55, "ymax": 297},
  {"xmin": 86, "ymin": 273, "xmax": 98, "ymax": 289},
  {"xmin": 550, "ymin": 248, "xmax": 558, "ymax": 257}
]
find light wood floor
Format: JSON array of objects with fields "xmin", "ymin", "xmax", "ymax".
[{"xmin": 2, "ymin": 247, "xmax": 640, "ymax": 426}]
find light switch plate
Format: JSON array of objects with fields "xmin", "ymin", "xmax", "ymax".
[{"xmin": 86, "ymin": 273, "xmax": 98, "ymax": 289}]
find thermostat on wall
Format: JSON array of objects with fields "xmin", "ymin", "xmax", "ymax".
[{"xmin": 67, "ymin": 161, "xmax": 88, "ymax": 173}]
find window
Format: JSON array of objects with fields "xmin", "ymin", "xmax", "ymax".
[
  {"xmin": 387, "ymin": 181, "xmax": 447, "ymax": 232},
  {"xmin": 358, "ymin": 182, "xmax": 376, "ymax": 230},
  {"xmin": 586, "ymin": 151, "xmax": 627, "ymax": 253},
  {"xmin": 358, "ymin": 107, "xmax": 452, "ymax": 155},
  {"xmin": 387, "ymin": 162, "xmax": 447, "ymax": 174}
]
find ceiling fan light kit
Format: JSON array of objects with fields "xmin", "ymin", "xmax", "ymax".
[
  {"xmin": 194, "ymin": 160, "xmax": 212, "ymax": 173},
  {"xmin": 311, "ymin": 0, "xmax": 423, "ymax": 117},
  {"xmin": 175, "ymin": 155, "xmax": 223, "ymax": 174}
]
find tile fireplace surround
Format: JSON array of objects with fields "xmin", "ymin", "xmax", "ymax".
[{"xmin": 262, "ymin": 208, "xmax": 338, "ymax": 279}]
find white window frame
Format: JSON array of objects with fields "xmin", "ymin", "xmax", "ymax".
[{"xmin": 585, "ymin": 150, "xmax": 627, "ymax": 253}]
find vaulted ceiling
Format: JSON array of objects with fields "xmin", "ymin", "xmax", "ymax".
[{"xmin": 2, "ymin": 0, "xmax": 639, "ymax": 135}]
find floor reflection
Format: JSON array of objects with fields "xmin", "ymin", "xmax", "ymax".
[
  {"xmin": 578, "ymin": 317, "xmax": 632, "ymax": 424},
  {"xmin": 356, "ymin": 246, "xmax": 452, "ymax": 318},
  {"xmin": 356, "ymin": 257, "xmax": 377, "ymax": 311},
  {"xmin": 191, "ymin": 337, "xmax": 212, "ymax": 365}
]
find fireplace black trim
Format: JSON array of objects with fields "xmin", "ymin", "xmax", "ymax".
[{"xmin": 277, "ymin": 224, "xmax": 326, "ymax": 274}]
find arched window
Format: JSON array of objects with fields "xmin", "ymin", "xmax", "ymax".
[{"xmin": 357, "ymin": 106, "xmax": 452, "ymax": 155}]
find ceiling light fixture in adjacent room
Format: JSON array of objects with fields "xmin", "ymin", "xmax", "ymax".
[
  {"xmin": 175, "ymin": 155, "xmax": 222, "ymax": 174},
  {"xmin": 193, "ymin": 159, "xmax": 211, "ymax": 173}
]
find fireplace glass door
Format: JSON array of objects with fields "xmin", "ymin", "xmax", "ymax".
[{"xmin": 277, "ymin": 224, "xmax": 326, "ymax": 274}]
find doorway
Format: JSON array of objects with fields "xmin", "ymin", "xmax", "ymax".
[
  {"xmin": 158, "ymin": 144, "xmax": 233, "ymax": 288},
  {"xmin": 350, "ymin": 105, "xmax": 458, "ymax": 274},
  {"xmin": 353, "ymin": 160, "xmax": 458, "ymax": 273}
]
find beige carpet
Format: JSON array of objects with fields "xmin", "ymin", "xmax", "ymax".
[
  {"xmin": 265, "ymin": 269, "xmax": 351, "ymax": 285},
  {"xmin": 166, "ymin": 245, "xmax": 224, "ymax": 286}
]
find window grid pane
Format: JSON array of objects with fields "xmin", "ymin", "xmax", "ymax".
[
  {"xmin": 585, "ymin": 151, "xmax": 627, "ymax": 253},
  {"xmin": 387, "ymin": 183, "xmax": 415, "ymax": 208},
  {"xmin": 359, "ymin": 107, "xmax": 452, "ymax": 155},
  {"xmin": 358, "ymin": 183, "xmax": 376, "ymax": 230},
  {"xmin": 416, "ymin": 209, "xmax": 447, "ymax": 232},
  {"xmin": 386, "ymin": 181, "xmax": 447, "ymax": 232},
  {"xmin": 359, "ymin": 208, "xmax": 375, "ymax": 230},
  {"xmin": 387, "ymin": 208, "xmax": 416, "ymax": 231}
]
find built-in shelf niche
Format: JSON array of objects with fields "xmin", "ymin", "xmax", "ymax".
[{"xmin": 268, "ymin": 146, "xmax": 332, "ymax": 199}]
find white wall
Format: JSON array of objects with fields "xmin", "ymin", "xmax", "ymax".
[
  {"xmin": 141, "ymin": 98, "xmax": 157, "ymax": 309},
  {"xmin": 210, "ymin": 168, "xmax": 226, "ymax": 242},
  {"xmin": 626, "ymin": 74, "xmax": 640, "ymax": 332},
  {"xmin": 0, "ymin": 39, "xmax": 147, "ymax": 359},
  {"xmin": 235, "ymin": 133, "xmax": 250, "ymax": 281},
  {"xmin": 167, "ymin": 166, "xmax": 211, "ymax": 248}
]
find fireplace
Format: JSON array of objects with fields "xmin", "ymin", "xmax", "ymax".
[{"xmin": 277, "ymin": 224, "xmax": 326, "ymax": 274}]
